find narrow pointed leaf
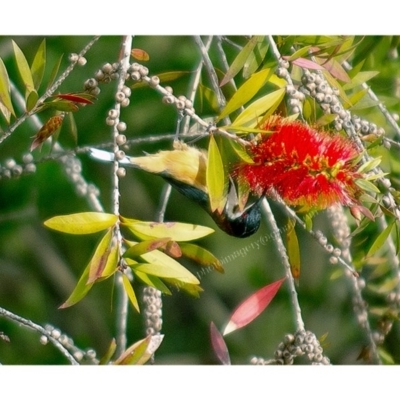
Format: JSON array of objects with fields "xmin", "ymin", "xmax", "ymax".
[
  {"xmin": 217, "ymin": 68, "xmax": 272, "ymax": 121},
  {"xmin": 120, "ymin": 217, "xmax": 214, "ymax": 241},
  {"xmin": 47, "ymin": 53, "xmax": 64, "ymax": 89},
  {"xmin": 65, "ymin": 111, "xmax": 78, "ymax": 147},
  {"xmin": 243, "ymin": 38, "xmax": 269, "ymax": 79},
  {"xmin": 220, "ymin": 36, "xmax": 262, "ymax": 87},
  {"xmin": 55, "ymin": 93, "xmax": 96, "ymax": 104},
  {"xmin": 59, "ymin": 264, "xmax": 94, "ymax": 309},
  {"xmin": 355, "ymin": 178, "xmax": 380, "ymax": 194},
  {"xmin": 233, "ymin": 88, "xmax": 285, "ymax": 128},
  {"xmin": 162, "ymin": 278, "xmax": 203, "ymax": 297},
  {"xmin": 291, "ymin": 57, "xmax": 325, "ymax": 70},
  {"xmin": 367, "ymin": 220, "xmax": 395, "ymax": 258},
  {"xmin": 31, "ymin": 39, "xmax": 46, "ymax": 90},
  {"xmin": 26, "ymin": 89, "xmax": 38, "ymax": 112},
  {"xmin": 207, "ymin": 135, "xmax": 227, "ymax": 213},
  {"xmin": 133, "ymin": 262, "xmax": 199, "ymax": 284},
  {"xmin": 133, "ymin": 270, "xmax": 172, "ymax": 295},
  {"xmin": 210, "ymin": 322, "xmax": 231, "ymax": 365},
  {"xmin": 286, "ymin": 220, "xmax": 301, "ymax": 282},
  {"xmin": 223, "ymin": 277, "xmax": 286, "ymax": 335},
  {"xmin": 99, "ymin": 339, "xmax": 117, "ymax": 365},
  {"xmin": 286, "ymin": 46, "xmax": 312, "ymax": 61},
  {"xmin": 44, "ymin": 212, "xmax": 118, "ymax": 234},
  {"xmin": 0, "ymin": 58, "xmax": 15, "ymax": 121},
  {"xmin": 179, "ymin": 242, "xmax": 224, "ymax": 273},
  {"xmin": 123, "ymin": 237, "xmax": 171, "ymax": 259},
  {"xmin": 343, "ymin": 71, "xmax": 380, "ymax": 90},
  {"xmin": 318, "ymin": 57, "xmax": 351, "ymax": 83},
  {"xmin": 12, "ymin": 40, "xmax": 35, "ymax": 96},
  {"xmin": 87, "ymin": 229, "xmax": 118, "ymax": 284},
  {"xmin": 42, "ymin": 99, "xmax": 79, "ymax": 112},
  {"xmin": 121, "ymin": 272, "xmax": 140, "ymax": 312},
  {"xmin": 227, "ymin": 139, "xmax": 255, "ymax": 164},
  {"xmin": 114, "ymin": 334, "xmax": 164, "ymax": 365}
]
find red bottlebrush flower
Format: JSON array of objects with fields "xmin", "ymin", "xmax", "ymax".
[{"xmin": 238, "ymin": 117, "xmax": 362, "ymax": 209}]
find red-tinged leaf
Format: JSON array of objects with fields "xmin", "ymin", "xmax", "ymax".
[
  {"xmin": 123, "ymin": 237, "xmax": 172, "ymax": 259},
  {"xmin": 30, "ymin": 115, "xmax": 64, "ymax": 151},
  {"xmin": 223, "ymin": 277, "xmax": 286, "ymax": 335},
  {"xmin": 131, "ymin": 48, "xmax": 150, "ymax": 61},
  {"xmin": 55, "ymin": 93, "xmax": 96, "ymax": 104},
  {"xmin": 318, "ymin": 57, "xmax": 351, "ymax": 83},
  {"xmin": 210, "ymin": 322, "xmax": 231, "ymax": 365},
  {"xmin": 290, "ymin": 57, "xmax": 325, "ymax": 70},
  {"xmin": 179, "ymin": 242, "xmax": 224, "ymax": 273},
  {"xmin": 164, "ymin": 241, "xmax": 182, "ymax": 258}
]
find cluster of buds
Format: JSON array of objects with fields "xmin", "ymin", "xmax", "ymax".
[
  {"xmin": 0, "ymin": 153, "xmax": 36, "ymax": 180},
  {"xmin": 142, "ymin": 286, "xmax": 163, "ymax": 336}
]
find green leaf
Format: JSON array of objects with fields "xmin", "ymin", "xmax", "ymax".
[
  {"xmin": 59, "ymin": 263, "xmax": 94, "ymax": 309},
  {"xmin": 243, "ymin": 38, "xmax": 269, "ymax": 79},
  {"xmin": 131, "ymin": 71, "xmax": 190, "ymax": 89},
  {"xmin": 343, "ymin": 71, "xmax": 380, "ymax": 90},
  {"xmin": 162, "ymin": 278, "xmax": 203, "ymax": 297},
  {"xmin": 114, "ymin": 334, "xmax": 164, "ymax": 365},
  {"xmin": 233, "ymin": 88, "xmax": 285, "ymax": 128},
  {"xmin": 121, "ymin": 272, "xmax": 140, "ymax": 312},
  {"xmin": 220, "ymin": 36, "xmax": 263, "ymax": 87},
  {"xmin": 217, "ymin": 68, "xmax": 273, "ymax": 122},
  {"xmin": 31, "ymin": 39, "xmax": 46, "ymax": 90},
  {"xmin": 322, "ymin": 70, "xmax": 352, "ymax": 108},
  {"xmin": 25, "ymin": 89, "xmax": 38, "ymax": 112},
  {"xmin": 40, "ymin": 98, "xmax": 79, "ymax": 112},
  {"xmin": 44, "ymin": 212, "xmax": 118, "ymax": 234},
  {"xmin": 65, "ymin": 112, "xmax": 78, "ymax": 147},
  {"xmin": 207, "ymin": 135, "xmax": 227, "ymax": 213},
  {"xmin": 99, "ymin": 339, "xmax": 117, "ymax": 365},
  {"xmin": 227, "ymin": 139, "xmax": 255, "ymax": 164},
  {"xmin": 286, "ymin": 45, "xmax": 312, "ymax": 61},
  {"xmin": 133, "ymin": 262, "xmax": 199, "ymax": 285},
  {"xmin": 133, "ymin": 269, "xmax": 172, "ymax": 295},
  {"xmin": 0, "ymin": 57, "xmax": 15, "ymax": 122},
  {"xmin": 121, "ymin": 217, "xmax": 214, "ymax": 241},
  {"xmin": 355, "ymin": 178, "xmax": 380, "ymax": 194},
  {"xmin": 286, "ymin": 220, "xmax": 301, "ymax": 282},
  {"xmin": 179, "ymin": 242, "xmax": 224, "ymax": 273},
  {"xmin": 367, "ymin": 220, "xmax": 395, "ymax": 258},
  {"xmin": 87, "ymin": 229, "xmax": 118, "ymax": 284},
  {"xmin": 12, "ymin": 40, "xmax": 35, "ymax": 98},
  {"xmin": 47, "ymin": 53, "xmax": 64, "ymax": 90},
  {"xmin": 123, "ymin": 237, "xmax": 171, "ymax": 259}
]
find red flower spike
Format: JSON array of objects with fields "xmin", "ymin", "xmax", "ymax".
[{"xmin": 238, "ymin": 117, "xmax": 361, "ymax": 209}]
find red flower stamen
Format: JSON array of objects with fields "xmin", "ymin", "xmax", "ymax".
[{"xmin": 238, "ymin": 117, "xmax": 361, "ymax": 209}]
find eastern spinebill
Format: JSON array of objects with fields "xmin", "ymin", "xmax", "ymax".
[{"xmin": 89, "ymin": 142, "xmax": 262, "ymax": 238}]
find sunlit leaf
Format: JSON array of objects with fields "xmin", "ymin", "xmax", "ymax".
[
  {"xmin": 366, "ymin": 220, "xmax": 395, "ymax": 258},
  {"xmin": 12, "ymin": 40, "xmax": 35, "ymax": 96},
  {"xmin": 123, "ymin": 237, "xmax": 172, "ymax": 259},
  {"xmin": 44, "ymin": 212, "xmax": 118, "ymax": 234},
  {"xmin": 285, "ymin": 46, "xmax": 312, "ymax": 61},
  {"xmin": 179, "ymin": 242, "xmax": 224, "ymax": 273},
  {"xmin": 367, "ymin": 277, "xmax": 399, "ymax": 295},
  {"xmin": 131, "ymin": 48, "xmax": 150, "ymax": 61},
  {"xmin": 243, "ymin": 38, "xmax": 269, "ymax": 78},
  {"xmin": 315, "ymin": 113, "xmax": 337, "ymax": 127},
  {"xmin": 114, "ymin": 334, "xmax": 164, "ymax": 365},
  {"xmin": 132, "ymin": 262, "xmax": 200, "ymax": 284},
  {"xmin": 286, "ymin": 220, "xmax": 301, "ymax": 283},
  {"xmin": 355, "ymin": 178, "xmax": 380, "ymax": 194},
  {"xmin": 342, "ymin": 71, "xmax": 379, "ymax": 90},
  {"xmin": 210, "ymin": 322, "xmax": 230, "ymax": 365},
  {"xmin": 227, "ymin": 139, "xmax": 254, "ymax": 164},
  {"xmin": 318, "ymin": 56, "xmax": 351, "ymax": 83},
  {"xmin": 121, "ymin": 272, "xmax": 140, "ymax": 312},
  {"xmin": 87, "ymin": 229, "xmax": 118, "ymax": 284},
  {"xmin": 223, "ymin": 277, "xmax": 286, "ymax": 335},
  {"xmin": 162, "ymin": 278, "xmax": 203, "ymax": 297},
  {"xmin": 133, "ymin": 269, "xmax": 172, "ymax": 295},
  {"xmin": 31, "ymin": 39, "xmax": 46, "ymax": 90},
  {"xmin": 218, "ymin": 68, "xmax": 273, "ymax": 122},
  {"xmin": 233, "ymin": 88, "xmax": 285, "ymax": 128},
  {"xmin": 59, "ymin": 263, "xmax": 93, "ymax": 309},
  {"xmin": 99, "ymin": 339, "xmax": 117, "ymax": 365},
  {"xmin": 207, "ymin": 135, "xmax": 227, "ymax": 213},
  {"xmin": 322, "ymin": 70, "xmax": 352, "ymax": 108},
  {"xmin": 120, "ymin": 217, "xmax": 214, "ymax": 241},
  {"xmin": 220, "ymin": 36, "xmax": 262, "ymax": 87},
  {"xmin": 0, "ymin": 57, "xmax": 15, "ymax": 121}
]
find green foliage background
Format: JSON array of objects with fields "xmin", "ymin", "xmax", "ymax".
[{"xmin": 1, "ymin": 36, "xmax": 400, "ymax": 365}]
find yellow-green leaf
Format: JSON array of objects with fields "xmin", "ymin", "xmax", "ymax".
[
  {"xmin": 121, "ymin": 272, "xmax": 140, "ymax": 312},
  {"xmin": 367, "ymin": 220, "xmax": 395, "ymax": 258},
  {"xmin": 220, "ymin": 36, "xmax": 263, "ymax": 87},
  {"xmin": 179, "ymin": 242, "xmax": 224, "ymax": 273},
  {"xmin": 286, "ymin": 220, "xmax": 301, "ymax": 282},
  {"xmin": 227, "ymin": 139, "xmax": 255, "ymax": 164},
  {"xmin": 233, "ymin": 88, "xmax": 285, "ymax": 128},
  {"xmin": 355, "ymin": 178, "xmax": 380, "ymax": 194},
  {"xmin": 44, "ymin": 212, "xmax": 118, "ymax": 234},
  {"xmin": 59, "ymin": 264, "xmax": 94, "ymax": 309},
  {"xmin": 26, "ymin": 89, "xmax": 38, "ymax": 112},
  {"xmin": 99, "ymin": 339, "xmax": 117, "ymax": 365},
  {"xmin": 121, "ymin": 217, "xmax": 214, "ymax": 241},
  {"xmin": 0, "ymin": 57, "xmax": 15, "ymax": 121},
  {"xmin": 133, "ymin": 270, "xmax": 172, "ymax": 295},
  {"xmin": 12, "ymin": 40, "xmax": 35, "ymax": 97},
  {"xmin": 47, "ymin": 53, "xmax": 64, "ymax": 90},
  {"xmin": 162, "ymin": 278, "xmax": 203, "ymax": 297},
  {"xmin": 207, "ymin": 135, "xmax": 227, "ymax": 213},
  {"xmin": 87, "ymin": 229, "xmax": 118, "ymax": 284},
  {"xmin": 131, "ymin": 71, "xmax": 190, "ymax": 89},
  {"xmin": 243, "ymin": 38, "xmax": 269, "ymax": 78},
  {"xmin": 217, "ymin": 68, "xmax": 273, "ymax": 122},
  {"xmin": 123, "ymin": 237, "xmax": 171, "ymax": 259},
  {"xmin": 342, "ymin": 71, "xmax": 380, "ymax": 90},
  {"xmin": 287, "ymin": 46, "xmax": 312, "ymax": 61},
  {"xmin": 133, "ymin": 262, "xmax": 199, "ymax": 285},
  {"xmin": 114, "ymin": 334, "xmax": 164, "ymax": 365},
  {"xmin": 31, "ymin": 39, "xmax": 46, "ymax": 90}
]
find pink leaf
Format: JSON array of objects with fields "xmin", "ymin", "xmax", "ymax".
[
  {"xmin": 210, "ymin": 322, "xmax": 231, "ymax": 365},
  {"xmin": 223, "ymin": 277, "xmax": 286, "ymax": 335},
  {"xmin": 290, "ymin": 57, "xmax": 325, "ymax": 71}
]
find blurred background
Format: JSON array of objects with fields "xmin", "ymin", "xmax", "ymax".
[{"xmin": 1, "ymin": 35, "xmax": 400, "ymax": 365}]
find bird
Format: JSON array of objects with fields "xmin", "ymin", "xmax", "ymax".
[{"xmin": 89, "ymin": 142, "xmax": 262, "ymax": 238}]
